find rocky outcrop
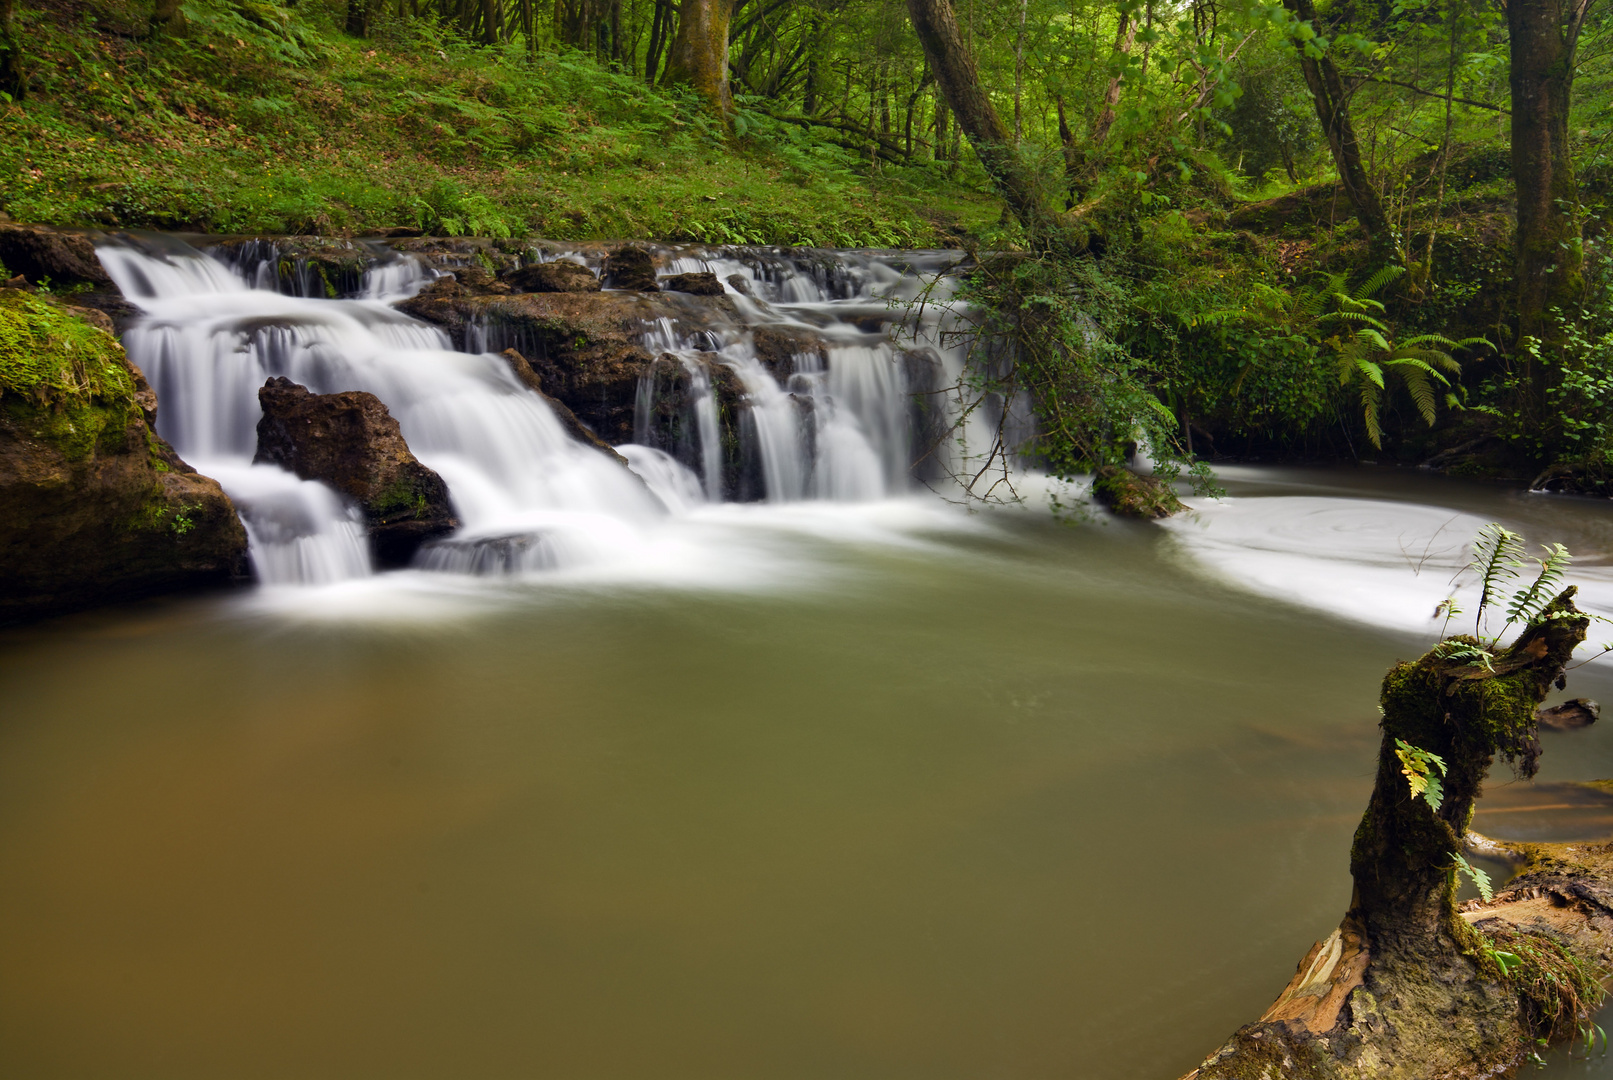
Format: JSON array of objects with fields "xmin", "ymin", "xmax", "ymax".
[
  {"xmin": 398, "ymin": 288, "xmax": 742, "ymax": 444},
  {"xmin": 496, "ymin": 348, "xmax": 628, "ymax": 465},
  {"xmin": 750, "ymin": 324, "xmax": 828, "ymax": 379},
  {"xmin": 254, "ymin": 377, "xmax": 457, "ymax": 567},
  {"xmin": 207, "ymin": 235, "xmax": 381, "ymax": 298},
  {"xmin": 636, "ymin": 352, "xmax": 755, "ymax": 499},
  {"xmin": 0, "ymin": 288, "xmax": 247, "ymax": 623},
  {"xmin": 503, "ymin": 260, "xmax": 600, "ymax": 293},
  {"xmin": 0, "ymin": 224, "xmax": 113, "ymax": 288},
  {"xmin": 663, "ymin": 272, "xmax": 723, "ymax": 296},
  {"xmin": 603, "ymin": 245, "xmax": 658, "ymax": 291}
]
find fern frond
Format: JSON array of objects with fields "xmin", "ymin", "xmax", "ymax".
[
  {"xmin": 1318, "ymin": 310, "xmax": 1391, "ymax": 330},
  {"xmin": 1354, "ymin": 356, "xmax": 1387, "ymax": 388},
  {"xmin": 1395, "ymin": 365, "xmax": 1439, "ymax": 426},
  {"xmin": 1504, "ymin": 542, "xmax": 1573, "ymax": 630},
  {"xmin": 1358, "ymin": 265, "xmax": 1407, "ymax": 299},
  {"xmin": 1357, "ymin": 328, "xmax": 1393, "ymax": 353},
  {"xmin": 1471, "ymin": 523, "xmax": 1526, "ymax": 636},
  {"xmin": 1361, "ymin": 377, "xmax": 1383, "ymax": 447},
  {"xmin": 1400, "ymin": 333, "xmax": 1461, "ymax": 349}
]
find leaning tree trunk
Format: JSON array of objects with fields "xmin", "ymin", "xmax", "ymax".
[
  {"xmin": 661, "ymin": 0, "xmax": 736, "ymax": 119},
  {"xmin": 149, "ymin": 0, "xmax": 186, "ymax": 36},
  {"xmin": 904, "ymin": 0, "xmax": 1077, "ymax": 249},
  {"xmin": 1281, "ymin": 0, "xmax": 1391, "ymax": 243},
  {"xmin": 0, "ymin": 0, "xmax": 23, "ymax": 101},
  {"xmin": 1508, "ymin": 0, "xmax": 1588, "ymax": 352},
  {"xmin": 1190, "ymin": 590, "xmax": 1598, "ymax": 1079}
]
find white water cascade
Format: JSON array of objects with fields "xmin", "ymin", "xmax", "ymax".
[{"xmin": 96, "ymin": 238, "xmax": 979, "ymax": 591}]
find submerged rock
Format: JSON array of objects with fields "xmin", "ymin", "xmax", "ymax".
[
  {"xmin": 662, "ymin": 272, "xmax": 723, "ymax": 296},
  {"xmin": 603, "ymin": 245, "xmax": 659, "ymax": 291},
  {"xmin": 503, "ymin": 260, "xmax": 600, "ymax": 293},
  {"xmin": 254, "ymin": 377, "xmax": 458, "ymax": 567},
  {"xmin": 1090, "ymin": 465, "xmax": 1184, "ymax": 519},
  {"xmin": 0, "ymin": 288, "xmax": 246, "ymax": 622},
  {"xmin": 1537, "ymin": 697, "xmax": 1600, "ymax": 730}
]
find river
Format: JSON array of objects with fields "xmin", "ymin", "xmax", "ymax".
[{"xmin": 2, "ymin": 240, "xmax": 1612, "ymax": 1077}]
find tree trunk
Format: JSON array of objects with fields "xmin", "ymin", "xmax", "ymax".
[
  {"xmin": 1013, "ymin": 0, "xmax": 1026, "ymax": 143},
  {"xmin": 1508, "ymin": 0, "xmax": 1589, "ymax": 345},
  {"xmin": 905, "ymin": 0, "xmax": 1073, "ymax": 246},
  {"xmin": 150, "ymin": 0, "xmax": 187, "ymax": 35},
  {"xmin": 1089, "ymin": 9, "xmax": 1134, "ymax": 145},
  {"xmin": 0, "ymin": 0, "xmax": 23, "ymax": 102},
  {"xmin": 1281, "ymin": 0, "xmax": 1392, "ymax": 241},
  {"xmin": 1192, "ymin": 590, "xmax": 1598, "ymax": 1080},
  {"xmin": 801, "ymin": 13, "xmax": 820, "ymax": 113},
  {"xmin": 661, "ymin": 0, "xmax": 736, "ymax": 118},
  {"xmin": 1055, "ymin": 95, "xmax": 1082, "ymax": 205}
]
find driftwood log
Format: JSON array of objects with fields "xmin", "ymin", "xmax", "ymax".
[{"xmin": 1186, "ymin": 589, "xmax": 1612, "ymax": 1080}]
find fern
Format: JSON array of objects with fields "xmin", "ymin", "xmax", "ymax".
[
  {"xmin": 1470, "ymin": 524, "xmax": 1526, "ymax": 635},
  {"xmin": 1452, "ymin": 851, "xmax": 1495, "ymax": 902},
  {"xmin": 1505, "ymin": 543, "xmax": 1573, "ymax": 630},
  {"xmin": 1396, "ymin": 738, "xmax": 1447, "ymax": 811}
]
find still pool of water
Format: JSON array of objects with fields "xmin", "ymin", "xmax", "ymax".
[{"xmin": 4, "ymin": 466, "xmax": 1613, "ymax": 1079}]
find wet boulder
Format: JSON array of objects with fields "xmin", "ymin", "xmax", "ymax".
[
  {"xmin": 497, "ymin": 348, "xmax": 628, "ymax": 465},
  {"xmin": 397, "ymin": 289, "xmax": 738, "ymax": 444},
  {"xmin": 603, "ymin": 245, "xmax": 659, "ymax": 291},
  {"xmin": 662, "ymin": 272, "xmax": 724, "ymax": 296},
  {"xmin": 1537, "ymin": 698, "xmax": 1600, "ymax": 731},
  {"xmin": 0, "ymin": 288, "xmax": 247, "ymax": 623},
  {"xmin": 204, "ymin": 236, "xmax": 387, "ymax": 298},
  {"xmin": 750, "ymin": 324, "xmax": 828, "ymax": 380},
  {"xmin": 254, "ymin": 377, "xmax": 458, "ymax": 567},
  {"xmin": 0, "ymin": 224, "xmax": 113, "ymax": 288},
  {"xmin": 503, "ymin": 260, "xmax": 600, "ymax": 294}
]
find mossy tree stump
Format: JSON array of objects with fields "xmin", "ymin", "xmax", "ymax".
[{"xmin": 1189, "ymin": 590, "xmax": 1601, "ymax": 1080}]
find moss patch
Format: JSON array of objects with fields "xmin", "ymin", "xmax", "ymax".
[{"xmin": 0, "ymin": 288, "xmax": 139, "ymax": 460}]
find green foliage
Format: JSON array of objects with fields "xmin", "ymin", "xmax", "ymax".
[
  {"xmin": 0, "ymin": 3, "xmax": 986, "ymax": 245},
  {"xmin": 1476, "ymin": 924, "xmax": 1607, "ymax": 1045},
  {"xmin": 1450, "ymin": 850, "xmax": 1492, "ymax": 901},
  {"xmin": 1470, "ymin": 523, "xmax": 1525, "ymax": 638},
  {"xmin": 0, "ymin": 290, "xmax": 131, "ymax": 408},
  {"xmin": 1395, "ymin": 738, "xmax": 1447, "ymax": 811},
  {"xmin": 0, "ymin": 289, "xmax": 139, "ymax": 461},
  {"xmin": 949, "ymin": 249, "xmax": 1214, "ymax": 500}
]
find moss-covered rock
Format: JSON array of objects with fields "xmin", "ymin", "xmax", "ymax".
[
  {"xmin": 0, "ymin": 288, "xmax": 247, "ymax": 623},
  {"xmin": 1090, "ymin": 465, "xmax": 1184, "ymax": 518}
]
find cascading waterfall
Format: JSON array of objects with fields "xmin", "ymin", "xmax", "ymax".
[{"xmin": 95, "ymin": 237, "xmax": 981, "ymax": 590}]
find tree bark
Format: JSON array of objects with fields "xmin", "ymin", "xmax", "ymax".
[
  {"xmin": 1089, "ymin": 8, "xmax": 1134, "ymax": 145},
  {"xmin": 662, "ymin": 0, "xmax": 737, "ymax": 118},
  {"xmin": 1508, "ymin": 0, "xmax": 1591, "ymax": 344},
  {"xmin": 1191, "ymin": 591, "xmax": 1599, "ymax": 1080},
  {"xmin": 150, "ymin": 0, "xmax": 187, "ymax": 36},
  {"xmin": 0, "ymin": 0, "xmax": 23, "ymax": 102},
  {"xmin": 1281, "ymin": 0, "xmax": 1392, "ymax": 241},
  {"xmin": 905, "ymin": 0, "xmax": 1073, "ymax": 245}
]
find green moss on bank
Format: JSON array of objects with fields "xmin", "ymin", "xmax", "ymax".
[
  {"xmin": 0, "ymin": 288, "xmax": 138, "ymax": 460},
  {"xmin": 0, "ymin": 0, "xmax": 999, "ymax": 245}
]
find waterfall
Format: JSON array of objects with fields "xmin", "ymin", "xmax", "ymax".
[{"xmin": 95, "ymin": 238, "xmax": 981, "ymax": 590}]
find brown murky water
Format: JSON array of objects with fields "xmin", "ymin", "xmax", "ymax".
[{"xmin": 4, "ymin": 468, "xmax": 1613, "ymax": 1079}]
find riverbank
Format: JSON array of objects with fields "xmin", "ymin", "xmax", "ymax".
[{"xmin": 0, "ymin": 0, "xmax": 999, "ymax": 246}]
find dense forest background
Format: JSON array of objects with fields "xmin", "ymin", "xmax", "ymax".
[{"xmin": 2, "ymin": 0, "xmax": 1612, "ymax": 486}]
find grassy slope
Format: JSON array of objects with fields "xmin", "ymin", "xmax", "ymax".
[{"xmin": 0, "ymin": 0, "xmax": 1001, "ymax": 245}]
